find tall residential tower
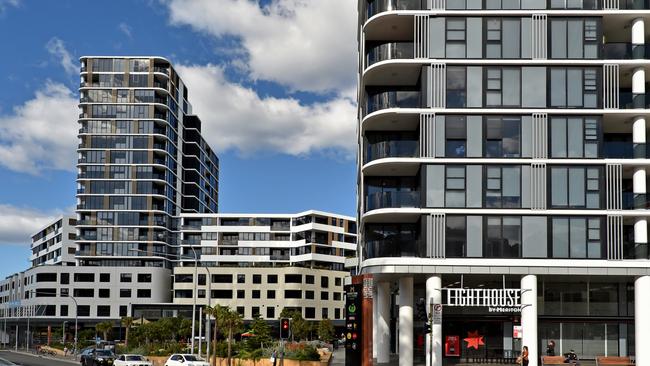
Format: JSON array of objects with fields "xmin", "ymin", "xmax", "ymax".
[{"xmin": 358, "ymin": 2, "xmax": 650, "ymax": 365}]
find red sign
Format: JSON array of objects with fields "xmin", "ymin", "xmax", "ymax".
[
  {"xmin": 464, "ymin": 330, "xmax": 485, "ymax": 350},
  {"xmin": 445, "ymin": 335, "xmax": 460, "ymax": 357}
]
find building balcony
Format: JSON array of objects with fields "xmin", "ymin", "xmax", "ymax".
[
  {"xmin": 365, "ymin": 140, "xmax": 419, "ymax": 163},
  {"xmin": 366, "ymin": 0, "xmax": 422, "ymax": 19},
  {"xmin": 603, "ymin": 142, "xmax": 649, "ymax": 158},
  {"xmin": 365, "ymin": 191, "xmax": 420, "ymax": 211},
  {"xmin": 622, "ymin": 192, "xmax": 650, "ymax": 209},
  {"xmin": 366, "ymin": 90, "xmax": 421, "ymax": 115},
  {"xmin": 366, "ymin": 42, "xmax": 414, "ymax": 67},
  {"xmin": 619, "ymin": 0, "xmax": 650, "ymax": 9},
  {"xmin": 619, "ymin": 92, "xmax": 650, "ymax": 109},
  {"xmin": 602, "ymin": 43, "xmax": 646, "ymax": 60}
]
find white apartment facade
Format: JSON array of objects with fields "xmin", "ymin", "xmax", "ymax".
[
  {"xmin": 30, "ymin": 216, "xmax": 77, "ymax": 267},
  {"xmin": 357, "ymin": 0, "xmax": 650, "ymax": 365}
]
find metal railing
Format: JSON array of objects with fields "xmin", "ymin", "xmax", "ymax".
[
  {"xmin": 366, "ymin": 90, "xmax": 421, "ymax": 114},
  {"xmin": 366, "ymin": 42, "xmax": 414, "ymax": 67},
  {"xmin": 366, "ymin": 190, "xmax": 420, "ymax": 211},
  {"xmin": 365, "ymin": 140, "xmax": 419, "ymax": 163}
]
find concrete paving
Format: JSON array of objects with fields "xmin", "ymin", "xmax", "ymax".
[{"xmin": 0, "ymin": 350, "xmax": 78, "ymax": 366}]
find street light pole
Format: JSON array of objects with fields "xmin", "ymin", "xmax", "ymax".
[{"xmin": 189, "ymin": 247, "xmax": 198, "ymax": 355}]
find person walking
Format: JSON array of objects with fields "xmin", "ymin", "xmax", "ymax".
[{"xmin": 517, "ymin": 345, "xmax": 529, "ymax": 366}]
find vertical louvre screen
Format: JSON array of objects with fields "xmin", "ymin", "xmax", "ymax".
[
  {"xmin": 607, "ymin": 215, "xmax": 623, "ymax": 260},
  {"xmin": 431, "ymin": 0, "xmax": 445, "ymax": 10},
  {"xmin": 603, "ymin": 0, "xmax": 620, "ymax": 10},
  {"xmin": 415, "ymin": 15, "xmax": 430, "ymax": 59},
  {"xmin": 532, "ymin": 113, "xmax": 548, "ymax": 159},
  {"xmin": 531, "ymin": 163, "xmax": 546, "ymax": 210},
  {"xmin": 420, "ymin": 113, "xmax": 436, "ymax": 157},
  {"xmin": 431, "ymin": 63, "xmax": 446, "ymax": 108},
  {"xmin": 603, "ymin": 64, "xmax": 620, "ymax": 109},
  {"xmin": 427, "ymin": 214, "xmax": 445, "ymax": 258},
  {"xmin": 606, "ymin": 164, "xmax": 623, "ymax": 210},
  {"xmin": 531, "ymin": 15, "xmax": 547, "ymax": 60}
]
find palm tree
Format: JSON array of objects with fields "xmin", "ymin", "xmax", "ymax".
[
  {"xmin": 95, "ymin": 321, "xmax": 113, "ymax": 343},
  {"xmin": 222, "ymin": 309, "xmax": 243, "ymax": 366},
  {"xmin": 204, "ymin": 304, "xmax": 226, "ymax": 366},
  {"xmin": 121, "ymin": 317, "xmax": 134, "ymax": 348}
]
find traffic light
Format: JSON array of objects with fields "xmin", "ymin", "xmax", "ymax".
[
  {"xmin": 280, "ymin": 318, "xmax": 290, "ymax": 339},
  {"xmin": 424, "ymin": 322, "xmax": 431, "ymax": 334}
]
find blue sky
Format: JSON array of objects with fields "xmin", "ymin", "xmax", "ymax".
[{"xmin": 0, "ymin": 0, "xmax": 358, "ymax": 278}]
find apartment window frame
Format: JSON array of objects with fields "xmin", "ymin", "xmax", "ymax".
[
  {"xmin": 484, "ymin": 18, "xmax": 522, "ymax": 59},
  {"xmin": 484, "ymin": 216, "xmax": 522, "ymax": 258},
  {"xmin": 550, "ymin": 216, "xmax": 604, "ymax": 259},
  {"xmin": 484, "ymin": 165, "xmax": 522, "ymax": 208},
  {"xmin": 549, "ymin": 166, "xmax": 603, "ymax": 209},
  {"xmin": 484, "ymin": 115, "xmax": 522, "ymax": 158},
  {"xmin": 446, "ymin": 18, "xmax": 467, "ymax": 58},
  {"xmin": 484, "ymin": 67, "xmax": 521, "ymax": 107},
  {"xmin": 549, "ymin": 18, "xmax": 601, "ymax": 59},
  {"xmin": 447, "ymin": 66, "xmax": 467, "ymax": 108},
  {"xmin": 549, "ymin": 67, "xmax": 601, "ymax": 109},
  {"xmin": 445, "ymin": 165, "xmax": 467, "ymax": 207},
  {"xmin": 445, "ymin": 115, "xmax": 467, "ymax": 157},
  {"xmin": 549, "ymin": 116, "xmax": 601, "ymax": 158}
]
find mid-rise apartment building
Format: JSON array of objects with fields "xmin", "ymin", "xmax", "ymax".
[
  {"xmin": 30, "ymin": 216, "xmax": 77, "ymax": 267},
  {"xmin": 172, "ymin": 211, "xmax": 357, "ymax": 321},
  {"xmin": 357, "ymin": 1, "xmax": 650, "ymax": 365}
]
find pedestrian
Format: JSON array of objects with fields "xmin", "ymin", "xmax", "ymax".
[
  {"xmin": 546, "ymin": 340, "xmax": 556, "ymax": 356},
  {"xmin": 64, "ymin": 346, "xmax": 68, "ymax": 356},
  {"xmin": 517, "ymin": 345, "xmax": 529, "ymax": 366},
  {"xmin": 271, "ymin": 350, "xmax": 277, "ymax": 366}
]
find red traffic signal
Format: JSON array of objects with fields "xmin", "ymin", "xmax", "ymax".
[{"xmin": 280, "ymin": 318, "xmax": 290, "ymax": 339}]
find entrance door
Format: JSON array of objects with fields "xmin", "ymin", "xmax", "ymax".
[{"xmin": 443, "ymin": 318, "xmax": 519, "ymax": 364}]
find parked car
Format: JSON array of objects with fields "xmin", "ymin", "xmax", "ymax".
[
  {"xmin": 80, "ymin": 348, "xmax": 116, "ymax": 366},
  {"xmin": 114, "ymin": 354, "xmax": 152, "ymax": 366},
  {"xmin": 164, "ymin": 354, "xmax": 209, "ymax": 366}
]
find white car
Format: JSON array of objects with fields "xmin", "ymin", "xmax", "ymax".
[
  {"xmin": 164, "ymin": 354, "xmax": 209, "ymax": 366},
  {"xmin": 114, "ymin": 354, "xmax": 153, "ymax": 366}
]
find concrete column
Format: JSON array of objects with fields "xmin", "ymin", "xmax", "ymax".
[
  {"xmin": 373, "ymin": 285, "xmax": 378, "ymax": 360},
  {"xmin": 633, "ymin": 166, "xmax": 648, "ymax": 248},
  {"xmin": 399, "ymin": 277, "xmax": 413, "ymax": 366},
  {"xmin": 633, "ymin": 68, "xmax": 646, "ymax": 95},
  {"xmin": 521, "ymin": 275, "xmax": 538, "ymax": 366},
  {"xmin": 632, "ymin": 18, "xmax": 645, "ymax": 46},
  {"xmin": 426, "ymin": 276, "xmax": 442, "ymax": 366},
  {"xmin": 633, "ymin": 116, "xmax": 646, "ymax": 145},
  {"xmin": 377, "ymin": 281, "xmax": 391, "ymax": 364},
  {"xmin": 635, "ymin": 276, "xmax": 650, "ymax": 366}
]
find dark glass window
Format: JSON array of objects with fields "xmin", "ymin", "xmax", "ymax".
[
  {"xmin": 305, "ymin": 307, "xmax": 316, "ymax": 319},
  {"xmin": 267, "ymin": 290, "xmax": 276, "ymax": 299},
  {"xmin": 445, "ymin": 166, "xmax": 466, "ymax": 207},
  {"xmin": 305, "ymin": 275, "xmax": 315, "ymax": 284},
  {"xmin": 485, "ymin": 217, "xmax": 521, "ymax": 258},
  {"xmin": 551, "ymin": 217, "xmax": 603, "ymax": 258},
  {"xmin": 445, "ymin": 116, "xmax": 467, "ymax": 157},
  {"xmin": 550, "ymin": 117, "xmax": 600, "ymax": 158},
  {"xmin": 137, "ymin": 273, "xmax": 151, "ymax": 283},
  {"xmin": 550, "ymin": 68, "xmax": 600, "ymax": 108},
  {"xmin": 119, "ymin": 306, "xmax": 127, "ymax": 317},
  {"xmin": 485, "ymin": 68, "xmax": 520, "ymax": 107},
  {"xmin": 550, "ymin": 19, "xmax": 600, "ymax": 59},
  {"xmin": 237, "ymin": 290, "xmax": 245, "ymax": 299},
  {"xmin": 98, "ymin": 289, "xmax": 110, "ymax": 298},
  {"xmin": 267, "ymin": 274, "xmax": 278, "ymax": 283},
  {"xmin": 211, "ymin": 290, "xmax": 233, "ymax": 299},
  {"xmin": 77, "ymin": 305, "xmax": 90, "ymax": 317},
  {"xmin": 212, "ymin": 274, "xmax": 233, "ymax": 283},
  {"xmin": 285, "ymin": 274, "xmax": 302, "ymax": 283},
  {"xmin": 485, "ymin": 166, "xmax": 521, "ymax": 208},
  {"xmin": 267, "ymin": 307, "xmax": 275, "ymax": 319},
  {"xmin": 97, "ymin": 305, "xmax": 111, "ymax": 317},
  {"xmin": 253, "ymin": 274, "xmax": 262, "ymax": 284},
  {"xmin": 120, "ymin": 273, "xmax": 132, "ymax": 282},
  {"xmin": 252, "ymin": 290, "xmax": 261, "ymax": 299},
  {"xmin": 485, "ymin": 116, "xmax": 521, "ymax": 157},
  {"xmin": 447, "ymin": 67, "xmax": 467, "ymax": 108},
  {"xmin": 120, "ymin": 289, "xmax": 131, "ymax": 298},
  {"xmin": 446, "ymin": 216, "xmax": 467, "ymax": 257},
  {"xmin": 237, "ymin": 274, "xmax": 245, "ymax": 284},
  {"xmin": 446, "ymin": 19, "xmax": 466, "ymax": 58},
  {"xmin": 550, "ymin": 166, "xmax": 601, "ymax": 209},
  {"xmin": 285, "ymin": 290, "xmax": 302, "ymax": 299},
  {"xmin": 99, "ymin": 273, "xmax": 110, "ymax": 282},
  {"xmin": 137, "ymin": 289, "xmax": 151, "ymax": 298},
  {"xmin": 321, "ymin": 277, "xmax": 329, "ymax": 288},
  {"xmin": 306, "ymin": 291, "xmax": 315, "ymax": 299},
  {"xmin": 365, "ymin": 223, "xmax": 422, "ymax": 258}
]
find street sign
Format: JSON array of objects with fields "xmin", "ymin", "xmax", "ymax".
[
  {"xmin": 433, "ymin": 303, "xmax": 443, "ymax": 325},
  {"xmin": 345, "ymin": 283, "xmax": 363, "ymax": 366},
  {"xmin": 513, "ymin": 325, "xmax": 523, "ymax": 339}
]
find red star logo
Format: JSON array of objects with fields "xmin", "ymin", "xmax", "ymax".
[{"xmin": 464, "ymin": 330, "xmax": 485, "ymax": 350}]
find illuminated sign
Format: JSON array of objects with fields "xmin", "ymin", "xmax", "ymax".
[{"xmin": 444, "ymin": 288, "xmax": 521, "ymax": 312}]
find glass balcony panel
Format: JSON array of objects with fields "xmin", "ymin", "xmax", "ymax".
[
  {"xmin": 365, "ymin": 190, "xmax": 420, "ymax": 211},
  {"xmin": 365, "ymin": 140, "xmax": 419, "ymax": 162},
  {"xmin": 366, "ymin": 90, "xmax": 421, "ymax": 114},
  {"xmin": 366, "ymin": 42, "xmax": 414, "ymax": 66},
  {"xmin": 619, "ymin": 92, "xmax": 649, "ymax": 109},
  {"xmin": 367, "ymin": 0, "xmax": 422, "ymax": 19},
  {"xmin": 622, "ymin": 192, "xmax": 650, "ymax": 209}
]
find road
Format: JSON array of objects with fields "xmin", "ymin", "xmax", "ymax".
[{"xmin": 0, "ymin": 350, "xmax": 77, "ymax": 366}]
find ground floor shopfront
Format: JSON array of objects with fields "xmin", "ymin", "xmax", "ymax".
[{"xmin": 370, "ymin": 273, "xmax": 646, "ymax": 366}]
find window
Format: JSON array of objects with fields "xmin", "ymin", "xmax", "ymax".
[
  {"xmin": 485, "ymin": 216, "xmax": 522, "ymax": 258},
  {"xmin": 285, "ymin": 290, "xmax": 302, "ymax": 298},
  {"xmin": 120, "ymin": 273, "xmax": 132, "ymax": 282},
  {"xmin": 485, "ymin": 166, "xmax": 521, "ymax": 208},
  {"xmin": 446, "ymin": 19, "xmax": 466, "ymax": 58},
  {"xmin": 98, "ymin": 289, "xmax": 110, "ymax": 298},
  {"xmin": 212, "ymin": 274, "xmax": 233, "ymax": 283},
  {"xmin": 335, "ymin": 308, "xmax": 341, "ymax": 319},
  {"xmin": 175, "ymin": 274, "xmax": 193, "ymax": 283},
  {"xmin": 252, "ymin": 290, "xmax": 261, "ymax": 299},
  {"xmin": 252, "ymin": 307, "xmax": 261, "ymax": 317},
  {"xmin": 60, "ymin": 273, "xmax": 69, "ymax": 285},
  {"xmin": 550, "ymin": 19, "xmax": 600, "ymax": 59},
  {"xmin": 305, "ymin": 290, "xmax": 315, "ymax": 299},
  {"xmin": 321, "ymin": 277, "xmax": 329, "ymax": 288},
  {"xmin": 445, "ymin": 116, "xmax": 467, "ymax": 157},
  {"xmin": 74, "ymin": 273, "xmax": 94, "ymax": 282},
  {"xmin": 550, "ymin": 166, "xmax": 601, "ymax": 208},
  {"xmin": 485, "ymin": 116, "xmax": 521, "ymax": 157},
  {"xmin": 97, "ymin": 305, "xmax": 111, "ymax": 317},
  {"xmin": 211, "ymin": 290, "xmax": 233, "ymax": 299},
  {"xmin": 267, "ymin": 307, "xmax": 275, "ymax": 319},
  {"xmin": 77, "ymin": 305, "xmax": 90, "ymax": 317},
  {"xmin": 485, "ymin": 68, "xmax": 520, "ymax": 107},
  {"xmin": 335, "ymin": 278, "xmax": 342, "ymax": 287},
  {"xmin": 321, "ymin": 291, "xmax": 329, "ymax": 300},
  {"xmin": 447, "ymin": 67, "xmax": 467, "ymax": 108},
  {"xmin": 253, "ymin": 274, "xmax": 262, "ymax": 284},
  {"xmin": 237, "ymin": 274, "xmax": 245, "ymax": 284},
  {"xmin": 550, "ymin": 68, "xmax": 599, "ymax": 108},
  {"xmin": 237, "ymin": 307, "xmax": 245, "ymax": 316},
  {"xmin": 485, "ymin": 18, "xmax": 521, "ymax": 58},
  {"xmin": 267, "ymin": 290, "xmax": 276, "ymax": 299},
  {"xmin": 73, "ymin": 289, "xmax": 94, "ymax": 297},
  {"xmin": 445, "ymin": 166, "xmax": 466, "ymax": 207},
  {"xmin": 305, "ymin": 307, "xmax": 316, "ymax": 319},
  {"xmin": 137, "ymin": 273, "xmax": 151, "ymax": 283},
  {"xmin": 267, "ymin": 274, "xmax": 278, "ymax": 284},
  {"xmin": 61, "ymin": 305, "xmax": 68, "ymax": 317},
  {"xmin": 99, "ymin": 273, "xmax": 110, "ymax": 282},
  {"xmin": 552, "ymin": 217, "xmax": 603, "ymax": 258},
  {"xmin": 237, "ymin": 290, "xmax": 245, "ymax": 299},
  {"xmin": 285, "ymin": 274, "xmax": 302, "ymax": 283},
  {"xmin": 119, "ymin": 306, "xmax": 127, "ymax": 317},
  {"xmin": 36, "ymin": 273, "xmax": 57, "ymax": 282},
  {"xmin": 137, "ymin": 289, "xmax": 151, "ymax": 298},
  {"xmin": 305, "ymin": 275, "xmax": 315, "ymax": 284},
  {"xmin": 550, "ymin": 117, "xmax": 600, "ymax": 158},
  {"xmin": 60, "ymin": 288, "xmax": 69, "ymax": 297},
  {"xmin": 198, "ymin": 274, "xmax": 206, "ymax": 286},
  {"xmin": 120, "ymin": 289, "xmax": 131, "ymax": 298},
  {"xmin": 446, "ymin": 216, "xmax": 467, "ymax": 257},
  {"xmin": 334, "ymin": 293, "xmax": 342, "ymax": 301},
  {"xmin": 322, "ymin": 308, "xmax": 329, "ymax": 319},
  {"xmin": 198, "ymin": 289, "xmax": 206, "ymax": 298}
]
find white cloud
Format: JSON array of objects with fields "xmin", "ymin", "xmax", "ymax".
[
  {"xmin": 167, "ymin": 0, "xmax": 357, "ymax": 93},
  {"xmin": 0, "ymin": 82, "xmax": 78, "ymax": 173},
  {"xmin": 118, "ymin": 22, "xmax": 133, "ymax": 38},
  {"xmin": 178, "ymin": 64, "xmax": 357, "ymax": 157},
  {"xmin": 45, "ymin": 37, "xmax": 77, "ymax": 76},
  {"xmin": 0, "ymin": 204, "xmax": 65, "ymax": 245}
]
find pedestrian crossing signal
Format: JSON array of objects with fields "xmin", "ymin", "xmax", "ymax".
[{"xmin": 280, "ymin": 318, "xmax": 290, "ymax": 339}]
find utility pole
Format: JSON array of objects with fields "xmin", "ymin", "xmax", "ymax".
[{"xmin": 429, "ymin": 300, "xmax": 434, "ymax": 366}]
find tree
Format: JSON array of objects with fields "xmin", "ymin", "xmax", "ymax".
[
  {"xmin": 245, "ymin": 314, "xmax": 272, "ymax": 351},
  {"xmin": 205, "ymin": 305, "xmax": 228, "ymax": 366},
  {"xmin": 317, "ymin": 319, "xmax": 335, "ymax": 343},
  {"xmin": 222, "ymin": 308, "xmax": 243, "ymax": 366},
  {"xmin": 95, "ymin": 321, "xmax": 113, "ymax": 342},
  {"xmin": 121, "ymin": 317, "xmax": 134, "ymax": 347}
]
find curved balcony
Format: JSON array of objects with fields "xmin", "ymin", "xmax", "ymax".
[
  {"xmin": 366, "ymin": 90, "xmax": 421, "ymax": 115},
  {"xmin": 365, "ymin": 140, "xmax": 419, "ymax": 163},
  {"xmin": 603, "ymin": 142, "xmax": 649, "ymax": 158},
  {"xmin": 366, "ymin": 42, "xmax": 414, "ymax": 67},
  {"xmin": 603, "ymin": 43, "xmax": 645, "ymax": 60},
  {"xmin": 623, "ymin": 192, "xmax": 650, "ymax": 209},
  {"xmin": 620, "ymin": 92, "xmax": 649, "ymax": 109},
  {"xmin": 619, "ymin": 0, "xmax": 650, "ymax": 9},
  {"xmin": 366, "ymin": 191, "xmax": 420, "ymax": 211},
  {"xmin": 366, "ymin": 0, "xmax": 423, "ymax": 20}
]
